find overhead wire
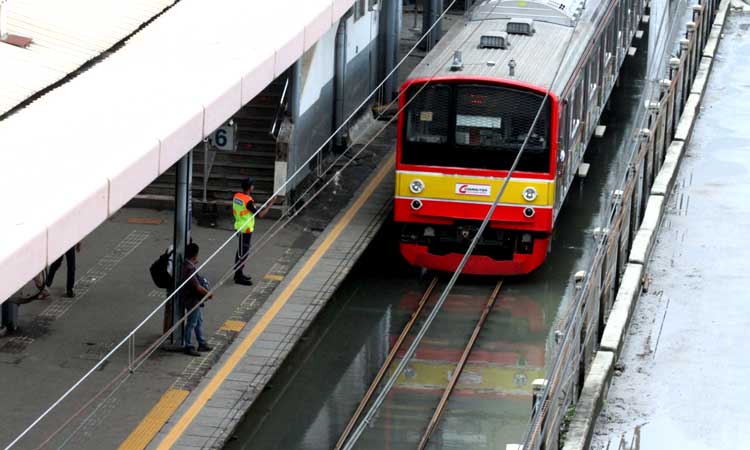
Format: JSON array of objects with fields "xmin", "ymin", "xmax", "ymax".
[
  {"xmin": 4, "ymin": 3, "xmax": 463, "ymax": 449},
  {"xmin": 338, "ymin": 1, "xmax": 584, "ymax": 449},
  {"xmin": 10, "ymin": 0, "xmax": 685, "ymax": 446}
]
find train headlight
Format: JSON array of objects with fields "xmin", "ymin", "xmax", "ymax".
[
  {"xmin": 522, "ymin": 187, "xmax": 537, "ymax": 202},
  {"xmin": 409, "ymin": 179, "xmax": 425, "ymax": 194},
  {"xmin": 523, "ymin": 207, "xmax": 535, "ymax": 218}
]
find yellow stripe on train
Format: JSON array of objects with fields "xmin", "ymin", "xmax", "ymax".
[{"xmin": 396, "ymin": 171, "xmax": 555, "ymax": 207}]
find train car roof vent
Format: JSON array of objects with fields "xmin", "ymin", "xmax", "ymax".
[
  {"xmin": 450, "ymin": 50, "xmax": 464, "ymax": 71},
  {"xmin": 479, "ymin": 31, "xmax": 510, "ymax": 50},
  {"xmin": 507, "ymin": 18, "xmax": 535, "ymax": 36}
]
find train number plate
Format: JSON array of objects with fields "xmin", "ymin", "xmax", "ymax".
[{"xmin": 455, "ymin": 183, "xmax": 491, "ymax": 196}]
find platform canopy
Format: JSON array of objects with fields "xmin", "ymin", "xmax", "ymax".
[
  {"xmin": 0, "ymin": 0, "xmax": 179, "ymax": 117},
  {"xmin": 0, "ymin": 0, "xmax": 356, "ymax": 303}
]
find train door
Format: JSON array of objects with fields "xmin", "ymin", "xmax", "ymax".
[
  {"xmin": 606, "ymin": 20, "xmax": 617, "ymax": 93},
  {"xmin": 570, "ymin": 84, "xmax": 584, "ymax": 178},
  {"xmin": 615, "ymin": 4, "xmax": 624, "ymax": 64},
  {"xmin": 624, "ymin": 0, "xmax": 630, "ymax": 38},
  {"xmin": 556, "ymin": 104, "xmax": 570, "ymax": 210},
  {"xmin": 587, "ymin": 60, "xmax": 598, "ymax": 137},
  {"xmin": 580, "ymin": 72, "xmax": 589, "ymax": 140},
  {"xmin": 596, "ymin": 43, "xmax": 604, "ymax": 108}
]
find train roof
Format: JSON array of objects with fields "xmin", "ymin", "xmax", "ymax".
[{"xmin": 408, "ymin": 0, "xmax": 607, "ymax": 95}]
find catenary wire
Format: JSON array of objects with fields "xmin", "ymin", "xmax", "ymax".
[
  {"xmin": 3, "ymin": 3, "xmax": 462, "ymax": 449},
  {"xmin": 339, "ymin": 2, "xmax": 583, "ymax": 449}
]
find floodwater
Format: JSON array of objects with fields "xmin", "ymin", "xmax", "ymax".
[{"xmin": 224, "ymin": 0, "xmax": 684, "ymax": 447}]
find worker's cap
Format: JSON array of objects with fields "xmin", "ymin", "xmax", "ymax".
[{"xmin": 241, "ymin": 177, "xmax": 255, "ymax": 191}]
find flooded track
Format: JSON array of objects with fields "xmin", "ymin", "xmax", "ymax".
[{"xmin": 223, "ymin": 0, "xmax": 690, "ymax": 447}]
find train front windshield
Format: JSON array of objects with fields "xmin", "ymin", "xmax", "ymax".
[{"xmin": 402, "ymin": 83, "xmax": 551, "ymax": 173}]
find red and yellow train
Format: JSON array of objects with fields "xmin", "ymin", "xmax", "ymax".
[{"xmin": 395, "ymin": 0, "xmax": 644, "ymax": 275}]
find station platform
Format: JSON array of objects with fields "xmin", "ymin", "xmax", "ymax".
[
  {"xmin": 0, "ymin": 119, "xmax": 395, "ymax": 449},
  {"xmin": 591, "ymin": 9, "xmax": 750, "ymax": 449}
]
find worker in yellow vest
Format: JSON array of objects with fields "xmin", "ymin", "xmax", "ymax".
[{"xmin": 233, "ymin": 177, "xmax": 273, "ymax": 285}]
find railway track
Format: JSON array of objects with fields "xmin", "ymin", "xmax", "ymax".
[{"xmin": 334, "ymin": 277, "xmax": 504, "ymax": 450}]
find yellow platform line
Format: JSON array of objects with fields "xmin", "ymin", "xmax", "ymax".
[
  {"xmin": 118, "ymin": 388, "xmax": 189, "ymax": 450},
  {"xmin": 155, "ymin": 153, "xmax": 395, "ymax": 449},
  {"xmin": 263, "ymin": 274, "xmax": 284, "ymax": 282},
  {"xmin": 220, "ymin": 320, "xmax": 246, "ymax": 332}
]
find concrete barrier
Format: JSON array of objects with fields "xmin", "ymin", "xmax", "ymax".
[
  {"xmin": 599, "ymin": 263, "xmax": 645, "ymax": 357},
  {"xmin": 690, "ymin": 57, "xmax": 714, "ymax": 96},
  {"xmin": 704, "ymin": 0, "xmax": 733, "ymax": 58},
  {"xmin": 674, "ymin": 93, "xmax": 702, "ymax": 141},
  {"xmin": 652, "ymin": 141, "xmax": 686, "ymax": 195},
  {"xmin": 561, "ymin": 351, "xmax": 615, "ymax": 450},
  {"xmin": 639, "ymin": 195, "xmax": 665, "ymax": 231},
  {"xmin": 628, "ymin": 195, "xmax": 663, "ymax": 265},
  {"xmin": 628, "ymin": 228, "xmax": 653, "ymax": 265},
  {"xmin": 562, "ymin": 2, "xmax": 733, "ymax": 449},
  {"xmin": 703, "ymin": 24, "xmax": 723, "ymax": 58}
]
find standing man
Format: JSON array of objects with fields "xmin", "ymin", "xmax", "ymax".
[
  {"xmin": 47, "ymin": 243, "xmax": 79, "ymax": 298},
  {"xmin": 232, "ymin": 177, "xmax": 273, "ymax": 286},
  {"xmin": 181, "ymin": 242, "xmax": 213, "ymax": 356}
]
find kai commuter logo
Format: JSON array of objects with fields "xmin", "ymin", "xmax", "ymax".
[{"xmin": 455, "ymin": 183, "xmax": 491, "ymax": 197}]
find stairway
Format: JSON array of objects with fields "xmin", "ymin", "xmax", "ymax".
[{"xmin": 136, "ymin": 74, "xmax": 288, "ymax": 212}]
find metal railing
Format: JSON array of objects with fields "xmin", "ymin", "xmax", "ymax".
[
  {"xmin": 521, "ymin": 0, "xmax": 719, "ymax": 447},
  {"xmin": 269, "ymin": 76, "xmax": 290, "ymax": 139}
]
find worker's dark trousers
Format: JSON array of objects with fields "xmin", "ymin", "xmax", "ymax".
[
  {"xmin": 48, "ymin": 247, "xmax": 76, "ymax": 292},
  {"xmin": 234, "ymin": 233, "xmax": 252, "ymax": 279}
]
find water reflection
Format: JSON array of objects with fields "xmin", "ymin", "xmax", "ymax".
[
  {"xmin": 349, "ymin": 284, "xmax": 547, "ymax": 450},
  {"xmin": 224, "ymin": 0, "xmax": 676, "ymax": 445}
]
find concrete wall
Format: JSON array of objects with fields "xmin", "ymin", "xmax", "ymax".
[{"xmin": 288, "ymin": 5, "xmax": 381, "ymax": 189}]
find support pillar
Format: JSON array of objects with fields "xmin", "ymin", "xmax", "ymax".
[
  {"xmin": 421, "ymin": 0, "xmax": 442, "ymax": 51},
  {"xmin": 289, "ymin": 60, "xmax": 302, "ymax": 123},
  {"xmin": 380, "ymin": 0, "xmax": 401, "ymax": 103},
  {"xmin": 165, "ymin": 150, "xmax": 192, "ymax": 345}
]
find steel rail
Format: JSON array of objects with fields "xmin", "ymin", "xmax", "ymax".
[
  {"xmin": 333, "ymin": 276, "xmax": 440, "ymax": 450},
  {"xmin": 416, "ymin": 279, "xmax": 503, "ymax": 450}
]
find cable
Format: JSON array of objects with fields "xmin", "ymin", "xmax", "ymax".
[
  {"xmin": 3, "ymin": 4, "xmax": 462, "ymax": 450},
  {"xmin": 339, "ymin": 3, "xmax": 584, "ymax": 449},
  {"xmin": 48, "ymin": 1, "xmax": 686, "ymax": 448}
]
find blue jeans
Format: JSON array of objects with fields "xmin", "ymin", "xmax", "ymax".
[{"xmin": 183, "ymin": 307, "xmax": 206, "ymax": 349}]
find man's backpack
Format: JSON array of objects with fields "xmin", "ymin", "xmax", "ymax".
[{"xmin": 149, "ymin": 249, "xmax": 173, "ymax": 289}]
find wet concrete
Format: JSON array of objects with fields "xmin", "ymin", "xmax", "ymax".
[
  {"xmin": 591, "ymin": 11, "xmax": 750, "ymax": 450},
  {"xmin": 222, "ymin": 3, "xmax": 683, "ymax": 449}
]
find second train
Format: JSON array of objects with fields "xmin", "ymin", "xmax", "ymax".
[{"xmin": 394, "ymin": 0, "xmax": 645, "ymax": 275}]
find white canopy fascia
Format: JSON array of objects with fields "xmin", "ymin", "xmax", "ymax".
[{"xmin": 0, "ymin": 0, "xmax": 355, "ymax": 303}]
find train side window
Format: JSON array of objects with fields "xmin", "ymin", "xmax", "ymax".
[
  {"xmin": 561, "ymin": 102, "xmax": 570, "ymax": 152},
  {"xmin": 599, "ymin": 43, "xmax": 605, "ymax": 92},
  {"xmin": 570, "ymin": 88, "xmax": 582, "ymax": 140},
  {"xmin": 591, "ymin": 49, "xmax": 600, "ymax": 91},
  {"xmin": 589, "ymin": 55, "xmax": 599, "ymax": 107},
  {"xmin": 586, "ymin": 61, "xmax": 596, "ymax": 121}
]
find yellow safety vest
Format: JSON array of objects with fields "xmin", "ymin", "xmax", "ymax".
[{"xmin": 233, "ymin": 193, "xmax": 255, "ymax": 233}]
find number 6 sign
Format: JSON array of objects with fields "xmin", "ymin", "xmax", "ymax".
[{"xmin": 208, "ymin": 121, "xmax": 237, "ymax": 151}]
